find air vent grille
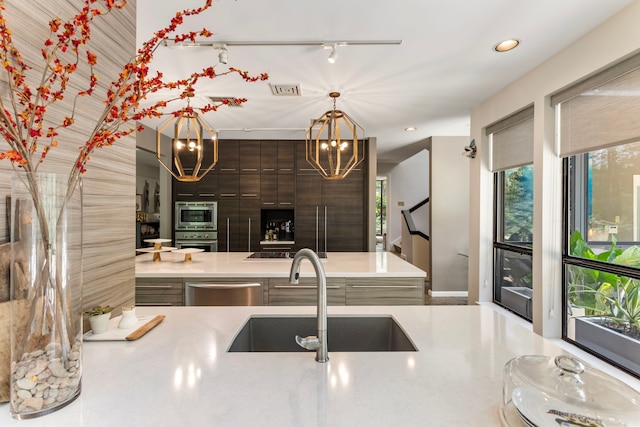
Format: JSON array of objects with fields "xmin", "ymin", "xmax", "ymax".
[
  {"xmin": 270, "ymin": 83, "xmax": 301, "ymax": 96},
  {"xmin": 207, "ymin": 96, "xmax": 243, "ymax": 107}
]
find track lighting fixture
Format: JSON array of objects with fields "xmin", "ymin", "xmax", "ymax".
[
  {"xmin": 327, "ymin": 44, "xmax": 338, "ymax": 64},
  {"xmin": 218, "ymin": 44, "xmax": 228, "ymax": 64}
]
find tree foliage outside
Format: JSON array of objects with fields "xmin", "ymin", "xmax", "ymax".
[{"xmin": 502, "ymin": 165, "xmax": 534, "ymax": 243}]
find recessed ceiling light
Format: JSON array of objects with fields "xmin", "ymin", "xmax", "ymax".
[
  {"xmin": 493, "ymin": 39, "xmax": 520, "ymax": 52},
  {"xmin": 404, "ymin": 127, "xmax": 417, "ymax": 132}
]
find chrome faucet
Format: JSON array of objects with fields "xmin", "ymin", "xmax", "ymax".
[{"xmin": 289, "ymin": 248, "xmax": 329, "ymax": 363}]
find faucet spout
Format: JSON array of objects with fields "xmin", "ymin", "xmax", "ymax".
[{"xmin": 289, "ymin": 248, "xmax": 328, "ymax": 363}]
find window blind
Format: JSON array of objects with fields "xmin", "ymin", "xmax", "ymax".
[
  {"xmin": 488, "ymin": 106, "xmax": 534, "ymax": 172},
  {"xmin": 553, "ymin": 53, "xmax": 640, "ymax": 157}
]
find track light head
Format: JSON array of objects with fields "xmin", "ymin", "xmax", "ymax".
[
  {"xmin": 327, "ymin": 44, "xmax": 338, "ymax": 64},
  {"xmin": 218, "ymin": 44, "xmax": 228, "ymax": 64}
]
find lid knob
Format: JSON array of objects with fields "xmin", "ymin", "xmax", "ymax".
[{"xmin": 555, "ymin": 355, "xmax": 585, "ymax": 374}]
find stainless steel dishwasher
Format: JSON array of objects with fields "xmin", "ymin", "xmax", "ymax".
[{"xmin": 185, "ymin": 282, "xmax": 264, "ymax": 306}]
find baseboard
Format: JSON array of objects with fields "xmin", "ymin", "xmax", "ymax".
[{"xmin": 428, "ymin": 290, "xmax": 468, "ymax": 297}]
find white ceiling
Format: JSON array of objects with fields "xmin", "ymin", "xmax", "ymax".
[{"xmin": 136, "ymin": 0, "xmax": 633, "ymax": 163}]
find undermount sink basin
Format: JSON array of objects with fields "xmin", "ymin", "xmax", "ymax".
[{"xmin": 227, "ymin": 315, "xmax": 417, "ymax": 352}]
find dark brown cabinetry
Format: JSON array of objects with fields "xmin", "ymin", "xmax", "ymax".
[
  {"xmin": 276, "ymin": 141, "xmax": 295, "ymax": 174},
  {"xmin": 172, "ymin": 139, "xmax": 367, "ymax": 252},
  {"xmin": 218, "ymin": 140, "xmax": 239, "ymax": 173},
  {"xmin": 294, "ymin": 141, "xmax": 366, "ymax": 252},
  {"xmin": 260, "ymin": 141, "xmax": 294, "ymax": 209},
  {"xmin": 239, "ymin": 140, "xmax": 261, "ymax": 173},
  {"xmin": 218, "ymin": 198, "xmax": 238, "ymax": 252}
]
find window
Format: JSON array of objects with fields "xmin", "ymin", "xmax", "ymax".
[
  {"xmin": 489, "ymin": 106, "xmax": 534, "ymax": 321},
  {"xmin": 493, "ymin": 166, "xmax": 534, "ymax": 320},
  {"xmin": 376, "ymin": 177, "xmax": 387, "ymax": 237},
  {"xmin": 556, "ymin": 53, "xmax": 640, "ymax": 377}
]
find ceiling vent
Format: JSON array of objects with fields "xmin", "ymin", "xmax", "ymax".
[
  {"xmin": 270, "ymin": 83, "xmax": 301, "ymax": 96},
  {"xmin": 207, "ymin": 96, "xmax": 243, "ymax": 107}
]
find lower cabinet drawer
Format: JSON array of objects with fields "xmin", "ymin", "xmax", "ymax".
[
  {"xmin": 345, "ymin": 278, "xmax": 424, "ymax": 305},
  {"xmin": 268, "ymin": 278, "xmax": 345, "ymax": 306},
  {"xmin": 135, "ymin": 279, "xmax": 184, "ymax": 306}
]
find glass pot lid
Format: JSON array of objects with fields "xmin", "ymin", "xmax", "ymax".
[{"xmin": 503, "ymin": 355, "xmax": 640, "ymax": 427}]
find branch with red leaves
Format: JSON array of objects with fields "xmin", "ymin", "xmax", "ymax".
[{"xmin": 0, "ymin": 0, "xmax": 268, "ymax": 188}]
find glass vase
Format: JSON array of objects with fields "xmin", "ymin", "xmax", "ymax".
[{"xmin": 9, "ymin": 172, "xmax": 83, "ymax": 419}]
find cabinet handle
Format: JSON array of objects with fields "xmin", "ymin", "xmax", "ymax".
[
  {"xmin": 279, "ymin": 168, "xmax": 292, "ymax": 172},
  {"xmin": 136, "ymin": 285, "xmax": 175, "ymax": 289},
  {"xmin": 136, "ymin": 303, "xmax": 174, "ymax": 306},
  {"xmin": 187, "ymin": 283, "xmax": 262, "ymax": 289},
  {"xmin": 177, "ymin": 193, "xmax": 194, "ymax": 197},
  {"xmin": 274, "ymin": 285, "xmax": 341, "ymax": 289},
  {"xmin": 351, "ymin": 285, "xmax": 419, "ymax": 289},
  {"xmin": 200, "ymin": 193, "xmax": 216, "ymax": 197},
  {"xmin": 220, "ymin": 193, "xmax": 237, "ymax": 197},
  {"xmin": 221, "ymin": 168, "xmax": 237, "ymax": 172},
  {"xmin": 241, "ymin": 193, "xmax": 258, "ymax": 197},
  {"xmin": 262, "ymin": 202, "xmax": 276, "ymax": 205},
  {"xmin": 262, "ymin": 168, "xmax": 275, "ymax": 172},
  {"xmin": 279, "ymin": 202, "xmax": 292, "ymax": 206},
  {"xmin": 241, "ymin": 168, "xmax": 258, "ymax": 172}
]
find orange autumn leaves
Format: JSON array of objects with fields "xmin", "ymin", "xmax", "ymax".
[{"xmin": 0, "ymin": 0, "xmax": 268, "ymax": 176}]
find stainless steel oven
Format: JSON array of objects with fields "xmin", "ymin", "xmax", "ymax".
[
  {"xmin": 175, "ymin": 231, "xmax": 218, "ymax": 252},
  {"xmin": 175, "ymin": 201, "xmax": 217, "ymax": 230}
]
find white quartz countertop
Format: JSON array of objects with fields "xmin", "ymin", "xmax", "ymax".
[
  {"xmin": 135, "ymin": 251, "xmax": 427, "ymax": 279},
  {"xmin": 3, "ymin": 305, "xmax": 639, "ymax": 426}
]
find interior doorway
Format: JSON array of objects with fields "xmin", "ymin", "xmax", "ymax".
[{"xmin": 376, "ymin": 176, "xmax": 388, "ymax": 251}]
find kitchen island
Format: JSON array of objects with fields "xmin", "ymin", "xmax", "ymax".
[
  {"xmin": 135, "ymin": 251, "xmax": 428, "ymax": 305},
  {"xmin": 135, "ymin": 251, "xmax": 427, "ymax": 279},
  {"xmin": 2, "ymin": 305, "xmax": 639, "ymax": 426}
]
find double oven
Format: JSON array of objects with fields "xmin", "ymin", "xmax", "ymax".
[{"xmin": 174, "ymin": 201, "xmax": 218, "ymax": 252}]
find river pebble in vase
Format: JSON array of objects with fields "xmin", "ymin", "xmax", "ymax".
[{"xmin": 9, "ymin": 173, "xmax": 83, "ymax": 419}]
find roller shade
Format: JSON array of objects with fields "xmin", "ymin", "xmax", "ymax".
[
  {"xmin": 488, "ymin": 106, "xmax": 534, "ymax": 172},
  {"xmin": 553, "ymin": 53, "xmax": 640, "ymax": 157}
]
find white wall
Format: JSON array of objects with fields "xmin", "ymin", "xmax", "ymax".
[
  {"xmin": 429, "ymin": 136, "xmax": 470, "ymax": 294},
  {"xmin": 468, "ymin": 2, "xmax": 640, "ymax": 337},
  {"xmin": 381, "ymin": 148, "xmax": 430, "ymax": 250}
]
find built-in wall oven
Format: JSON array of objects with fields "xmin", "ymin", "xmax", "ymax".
[
  {"xmin": 174, "ymin": 231, "xmax": 218, "ymax": 252},
  {"xmin": 174, "ymin": 202, "xmax": 218, "ymax": 251}
]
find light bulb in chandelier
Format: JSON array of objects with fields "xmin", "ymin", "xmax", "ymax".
[
  {"xmin": 175, "ymin": 140, "xmax": 185, "ymax": 150},
  {"xmin": 187, "ymin": 140, "xmax": 197, "ymax": 151},
  {"xmin": 330, "ymin": 139, "xmax": 337, "ymax": 147},
  {"xmin": 320, "ymin": 142, "xmax": 328, "ymax": 150}
]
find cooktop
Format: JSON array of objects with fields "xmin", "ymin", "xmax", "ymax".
[{"xmin": 246, "ymin": 252, "xmax": 327, "ymax": 259}]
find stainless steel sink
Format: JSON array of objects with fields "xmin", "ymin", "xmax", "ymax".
[{"xmin": 227, "ymin": 315, "xmax": 417, "ymax": 352}]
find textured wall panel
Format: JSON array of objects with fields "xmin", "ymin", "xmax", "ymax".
[{"xmin": 0, "ymin": 0, "xmax": 137, "ymax": 401}]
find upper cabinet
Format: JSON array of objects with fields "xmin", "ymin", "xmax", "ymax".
[
  {"xmin": 239, "ymin": 140, "xmax": 260, "ymax": 173},
  {"xmin": 261, "ymin": 141, "xmax": 294, "ymax": 174},
  {"xmin": 218, "ymin": 140, "xmax": 239, "ymax": 173},
  {"xmin": 276, "ymin": 141, "xmax": 295, "ymax": 174}
]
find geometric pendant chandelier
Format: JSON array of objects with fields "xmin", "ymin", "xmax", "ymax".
[
  {"xmin": 306, "ymin": 91, "xmax": 364, "ymax": 180},
  {"xmin": 155, "ymin": 92, "xmax": 218, "ymax": 182}
]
